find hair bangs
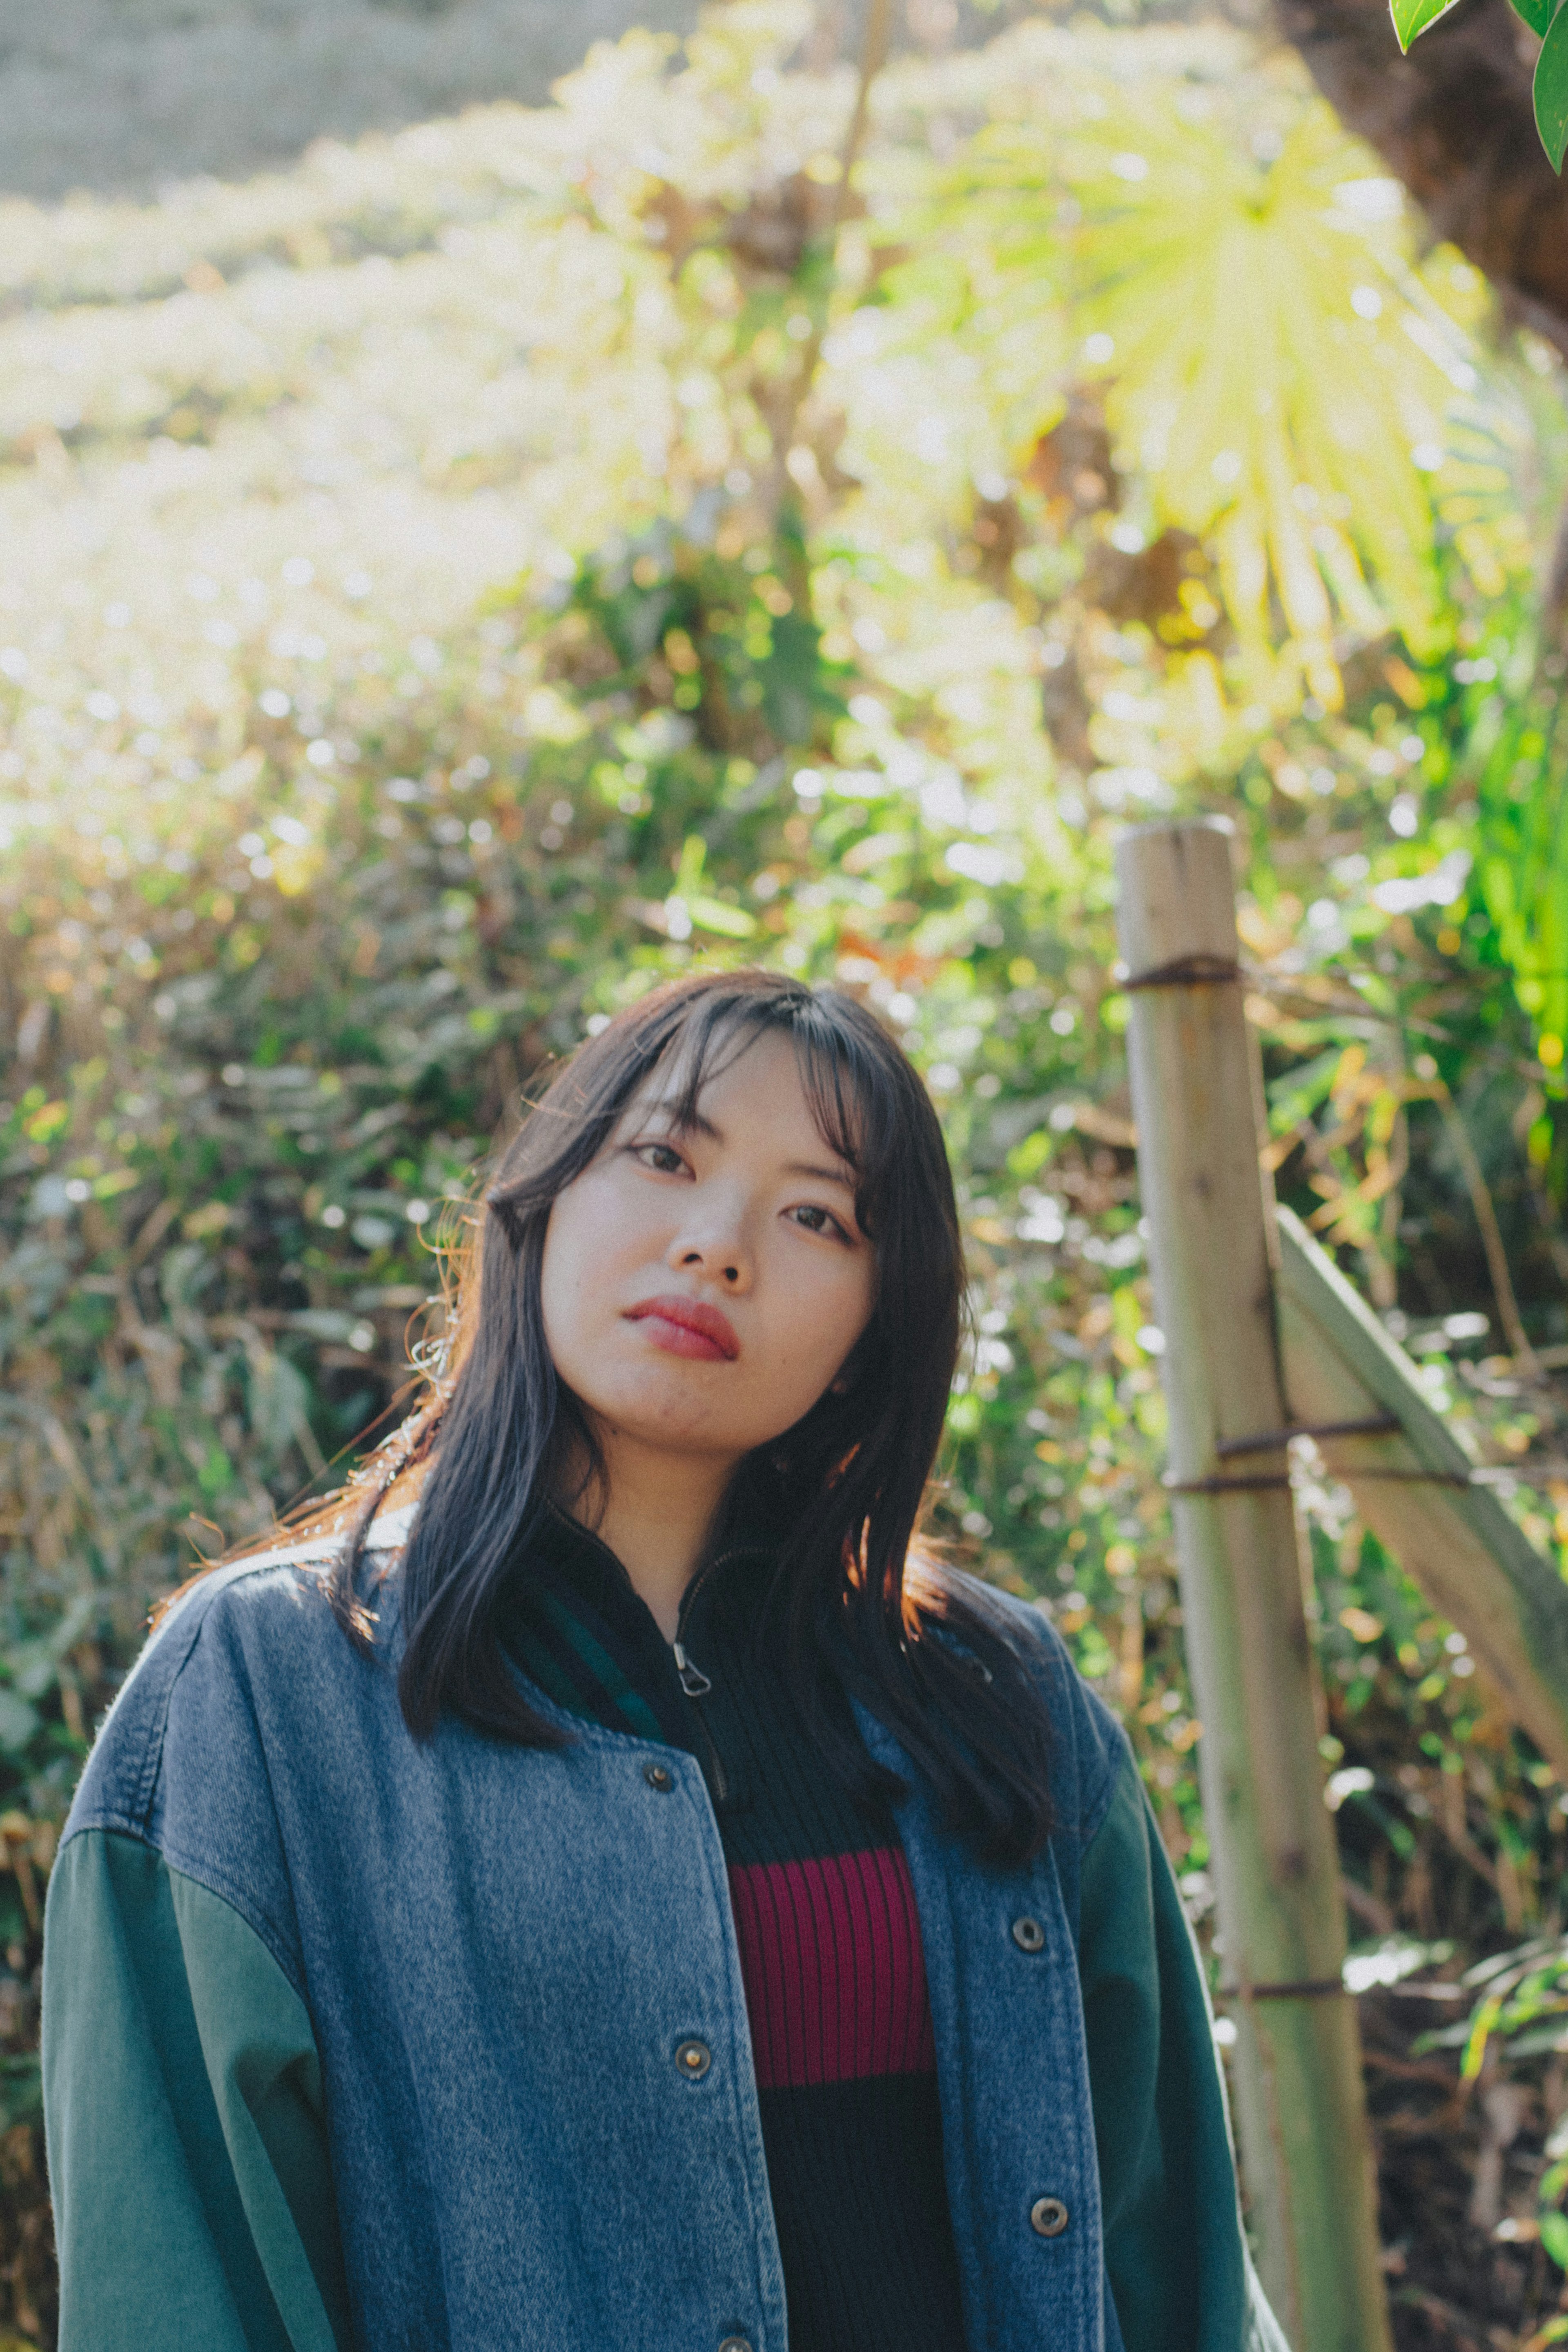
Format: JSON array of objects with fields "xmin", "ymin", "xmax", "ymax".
[
  {"xmin": 790, "ymin": 1005, "xmax": 900, "ymax": 1242},
  {"xmin": 632, "ymin": 990, "xmax": 898, "ymax": 1250}
]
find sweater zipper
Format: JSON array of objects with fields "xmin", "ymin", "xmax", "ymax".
[
  {"xmin": 670, "ymin": 1551, "xmax": 748, "ymax": 1805},
  {"xmin": 671, "ymin": 1642, "xmax": 712, "ymax": 1698},
  {"xmin": 539, "ymin": 1505, "xmax": 768, "ymax": 1806}
]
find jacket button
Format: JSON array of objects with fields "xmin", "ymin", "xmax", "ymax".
[
  {"xmin": 675, "ymin": 2038, "xmax": 712, "ymax": 2079},
  {"xmin": 1011, "ymin": 1915, "xmax": 1045, "ymax": 1953},
  {"xmin": 717, "ymin": 2339, "xmax": 754, "ymax": 2352},
  {"xmin": 1031, "ymin": 2195, "xmax": 1069, "ymax": 2238},
  {"xmin": 644, "ymin": 1763, "xmax": 674, "ymax": 1792}
]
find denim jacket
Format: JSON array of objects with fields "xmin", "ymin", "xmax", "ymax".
[{"xmin": 42, "ymin": 1529, "xmax": 1287, "ymax": 2352}]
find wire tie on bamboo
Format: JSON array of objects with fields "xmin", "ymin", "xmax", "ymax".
[
  {"xmin": 1169, "ymin": 1415, "xmax": 1406, "ymax": 1494},
  {"xmin": 1163, "ymin": 1471, "xmax": 1295, "ymax": 1494},
  {"xmin": 1165, "ymin": 1466, "xmax": 1472, "ymax": 1493},
  {"xmin": 1345, "ymin": 1468, "xmax": 1474, "ymax": 1486},
  {"xmin": 1213, "ymin": 1413, "xmax": 1400, "ymax": 1458},
  {"xmin": 1214, "ymin": 1978, "xmax": 1349, "ymax": 2003},
  {"xmin": 1120, "ymin": 952, "xmax": 1243, "ymax": 991}
]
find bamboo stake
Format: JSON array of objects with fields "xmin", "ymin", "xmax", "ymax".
[
  {"xmin": 1275, "ymin": 1205, "xmax": 1568, "ymax": 1780},
  {"xmin": 1115, "ymin": 818, "xmax": 1392, "ymax": 2352}
]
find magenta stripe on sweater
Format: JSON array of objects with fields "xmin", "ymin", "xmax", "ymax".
[{"xmin": 727, "ymin": 1847, "xmax": 938, "ymax": 2089}]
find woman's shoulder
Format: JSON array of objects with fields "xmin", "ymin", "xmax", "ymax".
[
  {"xmin": 145, "ymin": 1504, "xmax": 412, "ymax": 1690},
  {"xmin": 66, "ymin": 1513, "xmax": 410, "ymax": 1848},
  {"xmin": 929, "ymin": 1565, "xmax": 1130, "ymax": 1841}
]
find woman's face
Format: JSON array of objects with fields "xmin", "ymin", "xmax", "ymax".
[{"xmin": 540, "ymin": 1028, "xmax": 876, "ymax": 1473}]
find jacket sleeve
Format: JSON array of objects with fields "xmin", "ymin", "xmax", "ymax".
[
  {"xmin": 42, "ymin": 1827, "xmax": 352, "ymax": 2352},
  {"xmin": 1079, "ymin": 1747, "xmax": 1291, "ymax": 2352}
]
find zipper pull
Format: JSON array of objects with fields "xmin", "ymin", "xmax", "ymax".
[{"xmin": 672, "ymin": 1641, "xmax": 712, "ymax": 1698}]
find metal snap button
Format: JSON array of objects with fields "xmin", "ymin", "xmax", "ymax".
[
  {"xmin": 675, "ymin": 2038, "xmax": 712, "ymax": 2079},
  {"xmin": 644, "ymin": 1763, "xmax": 674, "ymax": 1792},
  {"xmin": 1031, "ymin": 2195, "xmax": 1069, "ymax": 2238},
  {"xmin": 1011, "ymin": 1914, "xmax": 1045, "ymax": 1953},
  {"xmin": 717, "ymin": 2339, "xmax": 754, "ymax": 2352}
]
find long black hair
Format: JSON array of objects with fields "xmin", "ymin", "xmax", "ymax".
[{"xmin": 315, "ymin": 970, "xmax": 1053, "ymax": 1864}]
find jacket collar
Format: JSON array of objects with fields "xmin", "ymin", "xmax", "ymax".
[{"xmin": 526, "ymin": 1498, "xmax": 781, "ymax": 1630}]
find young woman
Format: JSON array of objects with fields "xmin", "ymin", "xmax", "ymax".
[{"xmin": 44, "ymin": 968, "xmax": 1284, "ymax": 2352}]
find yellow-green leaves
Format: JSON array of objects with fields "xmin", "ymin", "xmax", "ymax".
[
  {"xmin": 666, "ymin": 836, "xmax": 757, "ymax": 940},
  {"xmin": 1389, "ymin": 0, "xmax": 1464, "ymax": 49},
  {"xmin": 1536, "ymin": 2, "xmax": 1568, "ymax": 172},
  {"xmin": 1065, "ymin": 104, "xmax": 1457, "ymax": 691},
  {"xmin": 958, "ymin": 71, "xmax": 1519, "ymax": 707}
]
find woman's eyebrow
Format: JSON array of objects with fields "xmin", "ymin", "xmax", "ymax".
[
  {"xmin": 640, "ymin": 1097, "xmax": 721, "ymax": 1139},
  {"xmin": 785, "ymin": 1158, "xmax": 858, "ymax": 1189}
]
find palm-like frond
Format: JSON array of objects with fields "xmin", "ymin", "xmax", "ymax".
[{"xmin": 914, "ymin": 32, "xmax": 1529, "ymax": 706}]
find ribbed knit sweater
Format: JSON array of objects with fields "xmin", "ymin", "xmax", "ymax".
[{"xmin": 497, "ymin": 1506, "xmax": 969, "ymax": 2352}]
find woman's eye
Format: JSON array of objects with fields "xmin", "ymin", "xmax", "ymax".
[
  {"xmin": 789, "ymin": 1204, "xmax": 844, "ymax": 1238},
  {"xmin": 633, "ymin": 1141, "xmax": 687, "ymax": 1176}
]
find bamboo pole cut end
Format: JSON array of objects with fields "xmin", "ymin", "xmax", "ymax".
[{"xmin": 1114, "ymin": 817, "xmax": 1240, "ymax": 975}]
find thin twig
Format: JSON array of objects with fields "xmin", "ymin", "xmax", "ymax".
[
  {"xmin": 1428, "ymin": 1084, "xmax": 1540, "ymax": 1373},
  {"xmin": 1392, "ymin": 2285, "xmax": 1490, "ymax": 2347},
  {"xmin": 832, "ymin": 0, "xmax": 893, "ymax": 229},
  {"xmin": 763, "ymin": 0, "xmax": 893, "ymax": 548},
  {"xmin": 1362, "ymin": 2053, "xmax": 1466, "ymax": 2087}
]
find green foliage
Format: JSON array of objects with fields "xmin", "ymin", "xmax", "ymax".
[
  {"xmin": 1539, "ymin": 5, "xmax": 1568, "ymax": 174},
  {"xmin": 947, "ymin": 60, "xmax": 1519, "ymax": 703},
  {"xmin": 1396, "ymin": 0, "xmax": 1568, "ymax": 167},
  {"xmin": 1473, "ymin": 653, "xmax": 1568, "ymax": 1068},
  {"xmin": 1413, "ymin": 1932, "xmax": 1568, "ymax": 2267}
]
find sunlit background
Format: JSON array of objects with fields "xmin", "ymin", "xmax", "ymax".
[{"xmin": 4, "ymin": 0, "xmax": 1568, "ymax": 2340}]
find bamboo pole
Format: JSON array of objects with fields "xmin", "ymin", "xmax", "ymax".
[
  {"xmin": 1276, "ymin": 1205, "xmax": 1568, "ymax": 1781},
  {"xmin": 1115, "ymin": 818, "xmax": 1391, "ymax": 2352}
]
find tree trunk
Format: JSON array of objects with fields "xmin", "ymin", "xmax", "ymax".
[{"xmin": 1277, "ymin": 0, "xmax": 1568, "ymax": 351}]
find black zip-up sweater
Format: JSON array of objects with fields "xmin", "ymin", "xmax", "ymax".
[{"xmin": 498, "ymin": 1508, "xmax": 969, "ymax": 2352}]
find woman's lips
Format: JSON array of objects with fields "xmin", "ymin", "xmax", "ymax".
[{"xmin": 624, "ymin": 1294, "xmax": 740, "ymax": 1362}]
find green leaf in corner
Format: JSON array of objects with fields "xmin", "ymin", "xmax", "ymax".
[
  {"xmin": 1389, "ymin": 0, "xmax": 1463, "ymax": 50},
  {"xmin": 1537, "ymin": 2, "xmax": 1568, "ymax": 169},
  {"xmin": 1506, "ymin": 0, "xmax": 1555, "ymax": 38}
]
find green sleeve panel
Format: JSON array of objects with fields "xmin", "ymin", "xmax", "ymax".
[
  {"xmin": 1080, "ymin": 1749, "xmax": 1291, "ymax": 2352},
  {"xmin": 42, "ymin": 1830, "xmax": 352, "ymax": 2352}
]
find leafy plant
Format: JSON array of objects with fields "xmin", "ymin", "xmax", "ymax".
[{"xmin": 1392, "ymin": 0, "xmax": 1568, "ymax": 169}]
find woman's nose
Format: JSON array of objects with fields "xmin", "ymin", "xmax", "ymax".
[
  {"xmin": 679, "ymin": 1248, "xmax": 741, "ymax": 1285},
  {"xmin": 668, "ymin": 1206, "xmax": 752, "ymax": 1290}
]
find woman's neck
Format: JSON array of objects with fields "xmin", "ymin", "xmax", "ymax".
[{"xmin": 561, "ymin": 1428, "xmax": 737, "ymax": 1641}]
